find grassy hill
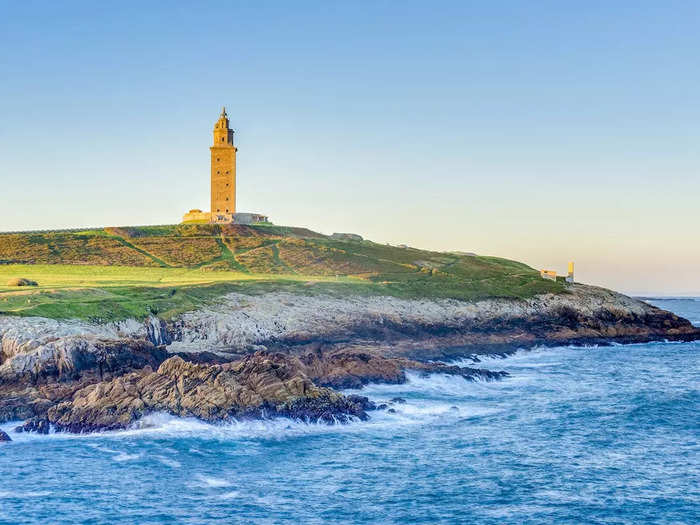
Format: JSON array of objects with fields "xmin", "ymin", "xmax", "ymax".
[{"xmin": 0, "ymin": 224, "xmax": 563, "ymax": 321}]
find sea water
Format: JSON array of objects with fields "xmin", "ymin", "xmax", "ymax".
[{"xmin": 0, "ymin": 298, "xmax": 698, "ymax": 524}]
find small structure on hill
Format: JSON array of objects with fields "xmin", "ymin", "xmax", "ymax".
[
  {"xmin": 540, "ymin": 261, "xmax": 575, "ymax": 283},
  {"xmin": 218, "ymin": 212, "xmax": 269, "ymax": 225},
  {"xmin": 182, "ymin": 108, "xmax": 270, "ymax": 225},
  {"xmin": 331, "ymin": 233, "xmax": 363, "ymax": 242},
  {"xmin": 182, "ymin": 209, "xmax": 210, "ymax": 223},
  {"xmin": 540, "ymin": 270, "xmax": 557, "ymax": 281},
  {"xmin": 566, "ymin": 261, "xmax": 575, "ymax": 283},
  {"xmin": 183, "ymin": 210, "xmax": 269, "ymax": 225}
]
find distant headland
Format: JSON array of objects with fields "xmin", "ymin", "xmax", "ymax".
[{"xmin": 0, "ymin": 109, "xmax": 698, "ymax": 438}]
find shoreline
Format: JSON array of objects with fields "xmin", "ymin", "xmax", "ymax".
[
  {"xmin": 2, "ymin": 334, "xmax": 697, "ymax": 441},
  {"xmin": 1, "ymin": 285, "xmax": 698, "ymax": 436}
]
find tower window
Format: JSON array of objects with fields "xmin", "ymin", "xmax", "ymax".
[
  {"xmin": 221, "ymin": 137, "xmax": 224, "ymax": 142},
  {"xmin": 217, "ymin": 170, "xmax": 220, "ymax": 174}
]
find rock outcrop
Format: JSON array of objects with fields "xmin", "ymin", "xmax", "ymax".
[
  {"xmin": 17, "ymin": 353, "xmax": 375, "ymax": 433},
  {"xmin": 165, "ymin": 285, "xmax": 699, "ymax": 359},
  {"xmin": 289, "ymin": 346, "xmax": 507, "ymax": 389},
  {"xmin": 0, "ymin": 316, "xmax": 154, "ymax": 383},
  {"xmin": 0, "ymin": 429, "xmax": 11, "ymax": 442},
  {"xmin": 8, "ymin": 347, "xmax": 506, "ymax": 434},
  {"xmin": 6, "ymin": 277, "xmax": 38, "ymax": 287},
  {"xmin": 0, "ymin": 316, "xmax": 168, "ymax": 424}
]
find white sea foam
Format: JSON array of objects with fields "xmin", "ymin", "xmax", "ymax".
[
  {"xmin": 155, "ymin": 455, "xmax": 182, "ymax": 468},
  {"xmin": 217, "ymin": 491, "xmax": 241, "ymax": 500},
  {"xmin": 112, "ymin": 452, "xmax": 142, "ymax": 462},
  {"xmin": 194, "ymin": 474, "xmax": 232, "ymax": 488},
  {"xmin": 99, "ymin": 396, "xmax": 488, "ymax": 441},
  {"xmin": 86, "ymin": 444, "xmax": 120, "ymax": 454},
  {"xmin": 0, "ymin": 491, "xmax": 51, "ymax": 499},
  {"xmin": 347, "ymin": 370, "xmax": 481, "ymax": 398}
]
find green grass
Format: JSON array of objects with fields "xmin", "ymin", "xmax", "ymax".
[
  {"xmin": 0, "ymin": 283, "xmax": 243, "ymax": 322},
  {"xmin": 0, "ymin": 264, "xmax": 282, "ymax": 291},
  {"xmin": 0, "ymin": 224, "xmax": 565, "ymax": 321},
  {"xmin": 0, "ymin": 265, "xmax": 367, "ymax": 321},
  {"xmin": 108, "ymin": 235, "xmax": 172, "ymax": 267}
]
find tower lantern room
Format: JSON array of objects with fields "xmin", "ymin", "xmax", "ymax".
[{"xmin": 213, "ymin": 107, "xmax": 234, "ymax": 146}]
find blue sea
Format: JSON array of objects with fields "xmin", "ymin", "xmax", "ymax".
[{"xmin": 1, "ymin": 298, "xmax": 698, "ymax": 524}]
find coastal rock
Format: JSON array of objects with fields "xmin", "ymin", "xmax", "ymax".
[
  {"xmin": 0, "ymin": 429, "xmax": 11, "ymax": 442},
  {"xmin": 2, "ymin": 284, "xmax": 697, "ymax": 385},
  {"xmin": 32, "ymin": 352, "xmax": 374, "ymax": 433},
  {"xmin": 250, "ymin": 346, "xmax": 507, "ymax": 390},
  {"xmin": 1, "ymin": 283, "xmax": 697, "ymax": 431},
  {"xmin": 0, "ymin": 345, "xmax": 505, "ymax": 427},
  {"xmin": 15, "ymin": 418, "xmax": 50, "ymax": 434},
  {"xmin": 0, "ymin": 387, "xmax": 54, "ymax": 423},
  {"xmin": 294, "ymin": 347, "xmax": 406, "ymax": 389},
  {"xmin": 145, "ymin": 315, "xmax": 171, "ymax": 346},
  {"xmin": 164, "ymin": 285, "xmax": 700, "ymax": 358},
  {"xmin": 0, "ymin": 316, "xmax": 164, "ymax": 385},
  {"xmin": 409, "ymin": 361, "xmax": 508, "ymax": 381}
]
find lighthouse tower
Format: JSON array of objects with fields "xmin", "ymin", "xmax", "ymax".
[
  {"xmin": 210, "ymin": 107, "xmax": 237, "ymax": 222},
  {"xmin": 181, "ymin": 107, "xmax": 270, "ymax": 225}
]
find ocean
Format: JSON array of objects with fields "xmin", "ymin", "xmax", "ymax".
[{"xmin": 1, "ymin": 298, "xmax": 698, "ymax": 524}]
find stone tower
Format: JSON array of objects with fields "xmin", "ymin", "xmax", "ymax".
[{"xmin": 210, "ymin": 107, "xmax": 236, "ymax": 221}]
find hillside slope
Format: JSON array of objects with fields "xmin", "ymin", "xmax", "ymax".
[{"xmin": 0, "ymin": 224, "xmax": 562, "ymax": 320}]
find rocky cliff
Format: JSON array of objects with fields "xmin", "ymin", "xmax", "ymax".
[
  {"xmin": 1, "ymin": 283, "xmax": 697, "ymax": 434},
  {"xmin": 166, "ymin": 284, "xmax": 698, "ymax": 359}
]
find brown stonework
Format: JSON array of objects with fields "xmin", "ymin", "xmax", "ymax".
[{"xmin": 210, "ymin": 107, "xmax": 236, "ymax": 221}]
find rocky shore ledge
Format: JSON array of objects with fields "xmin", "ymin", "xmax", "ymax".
[{"xmin": 1, "ymin": 284, "xmax": 697, "ymax": 435}]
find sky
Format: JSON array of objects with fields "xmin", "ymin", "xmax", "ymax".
[{"xmin": 0, "ymin": 1, "xmax": 698, "ymax": 296}]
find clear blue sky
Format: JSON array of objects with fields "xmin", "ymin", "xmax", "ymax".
[{"xmin": 1, "ymin": 1, "xmax": 698, "ymax": 295}]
